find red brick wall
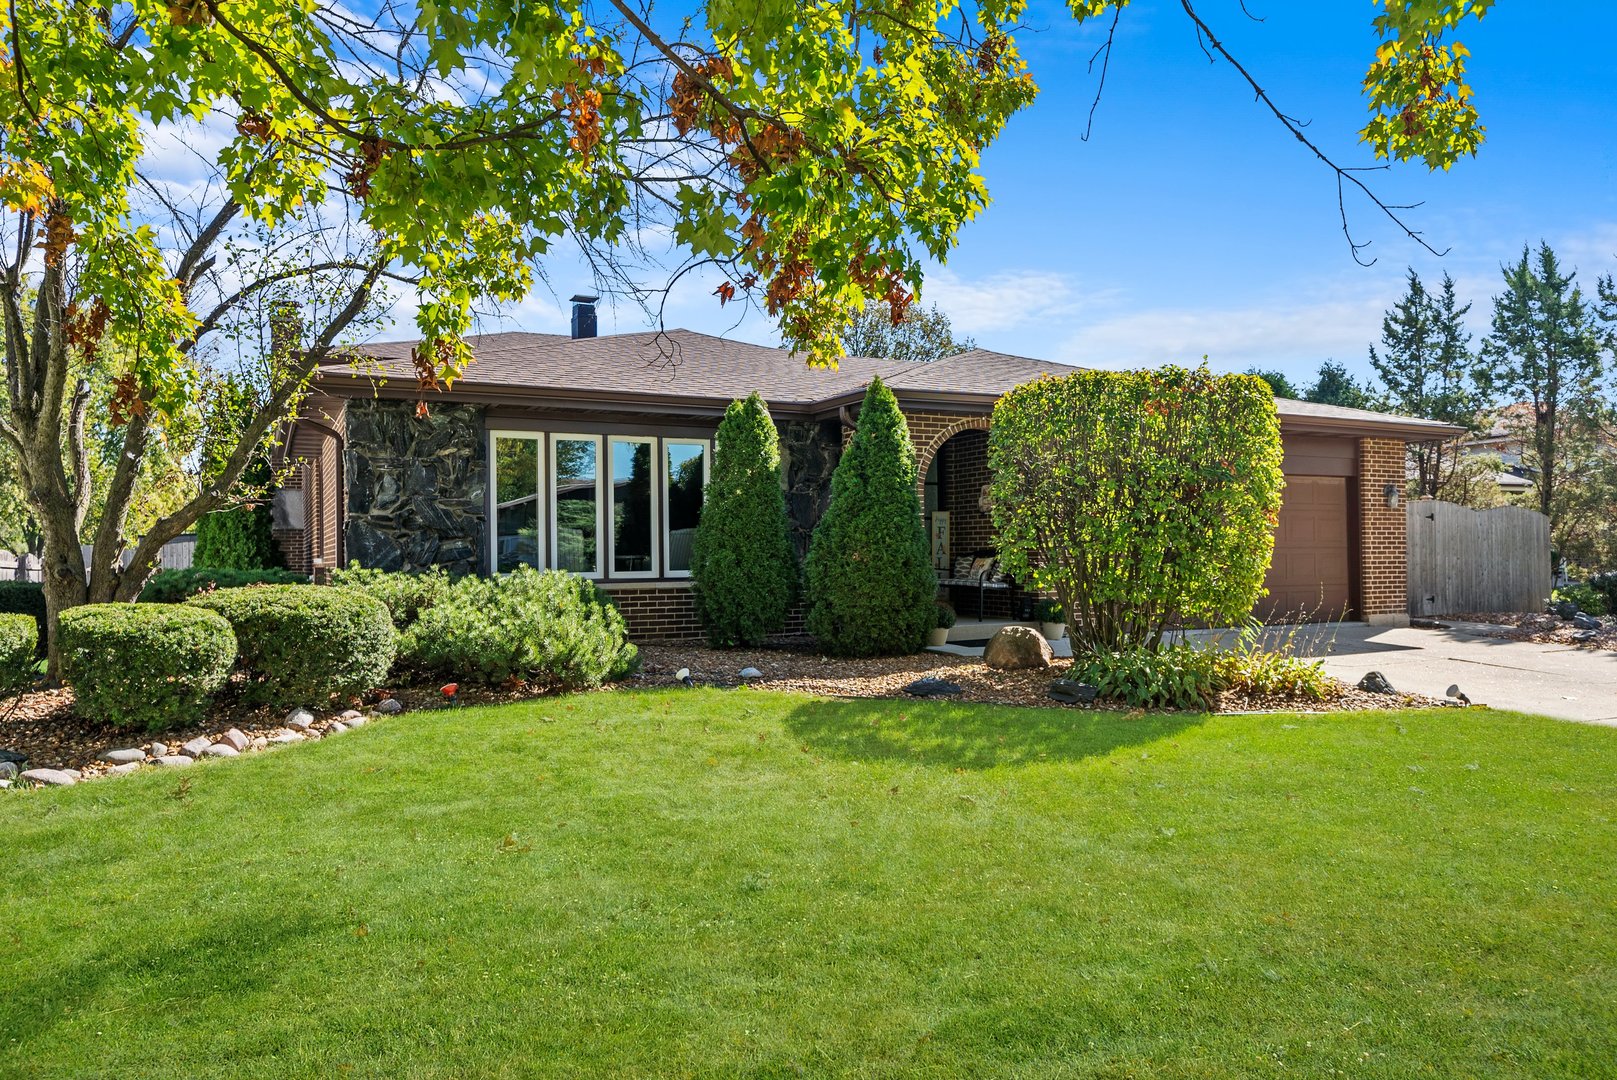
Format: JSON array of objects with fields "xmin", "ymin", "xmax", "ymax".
[
  {"xmin": 600, "ymin": 583, "xmax": 808, "ymax": 642},
  {"xmin": 1357, "ymin": 437, "xmax": 1410, "ymax": 625}
]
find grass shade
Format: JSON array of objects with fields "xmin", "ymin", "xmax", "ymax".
[{"xmin": 1, "ymin": 690, "xmax": 1613, "ymax": 1078}]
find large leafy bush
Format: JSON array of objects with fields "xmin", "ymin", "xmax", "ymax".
[
  {"xmin": 1551, "ymin": 583, "xmax": 1608, "ymax": 617},
  {"xmin": 58, "ymin": 604, "xmax": 237, "ymax": 729},
  {"xmin": 690, "ymin": 393, "xmax": 796, "ymax": 646},
  {"xmin": 330, "ymin": 563, "xmax": 450, "ymax": 629},
  {"xmin": 0, "ymin": 581, "xmax": 46, "ymax": 654},
  {"xmin": 139, "ymin": 567, "xmax": 306, "ymax": 603},
  {"xmin": 990, "ymin": 366, "xmax": 1283, "ymax": 654},
  {"xmin": 804, "ymin": 376, "xmax": 937, "ymax": 656},
  {"xmin": 403, "ymin": 567, "xmax": 638, "ymax": 689},
  {"xmin": 190, "ymin": 585, "xmax": 395, "ymax": 706},
  {"xmin": 0, "ymin": 613, "xmax": 38, "ymax": 697}
]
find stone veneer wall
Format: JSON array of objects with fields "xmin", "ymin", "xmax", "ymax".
[
  {"xmin": 778, "ymin": 417, "xmax": 841, "ymax": 559},
  {"xmin": 1357, "ymin": 437, "xmax": 1410, "ymax": 625},
  {"xmin": 345, "ymin": 400, "xmax": 488, "ymax": 575}
]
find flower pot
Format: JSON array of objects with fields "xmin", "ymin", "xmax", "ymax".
[
  {"xmin": 927, "ymin": 627, "xmax": 951, "ymax": 647},
  {"xmin": 1040, "ymin": 621, "xmax": 1067, "ymax": 641}
]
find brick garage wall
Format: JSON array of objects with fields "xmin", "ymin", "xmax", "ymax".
[
  {"xmin": 1357, "ymin": 437, "xmax": 1410, "ymax": 625},
  {"xmin": 601, "ymin": 583, "xmax": 703, "ymax": 642}
]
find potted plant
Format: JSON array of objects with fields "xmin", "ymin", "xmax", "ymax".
[
  {"xmin": 928, "ymin": 603, "xmax": 956, "ymax": 647},
  {"xmin": 1035, "ymin": 598, "xmax": 1066, "ymax": 641}
]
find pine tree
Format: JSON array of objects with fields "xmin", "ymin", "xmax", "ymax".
[
  {"xmin": 804, "ymin": 376, "xmax": 937, "ymax": 656},
  {"xmin": 193, "ymin": 504, "xmax": 279, "ymax": 570},
  {"xmin": 689, "ymin": 393, "xmax": 797, "ymax": 646},
  {"xmin": 1370, "ymin": 269, "xmax": 1489, "ymax": 496},
  {"xmin": 1304, "ymin": 361, "xmax": 1372, "ymax": 410},
  {"xmin": 1483, "ymin": 243, "xmax": 1607, "ymax": 520}
]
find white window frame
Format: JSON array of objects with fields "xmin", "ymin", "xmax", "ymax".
[
  {"xmin": 549, "ymin": 432, "xmax": 604, "ymax": 579},
  {"xmin": 607, "ymin": 435, "xmax": 661, "ymax": 579},
  {"xmin": 488, "ymin": 430, "xmax": 545, "ymax": 575},
  {"xmin": 661, "ymin": 437, "xmax": 710, "ymax": 579}
]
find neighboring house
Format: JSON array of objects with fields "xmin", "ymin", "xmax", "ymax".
[
  {"xmin": 1461, "ymin": 406, "xmax": 1538, "ymax": 495},
  {"xmin": 275, "ymin": 298, "xmax": 1461, "ymax": 640}
]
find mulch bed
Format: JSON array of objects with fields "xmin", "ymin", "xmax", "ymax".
[
  {"xmin": 3, "ymin": 640, "xmax": 1451, "ymax": 776},
  {"xmin": 1430, "ymin": 611, "xmax": 1617, "ymax": 650}
]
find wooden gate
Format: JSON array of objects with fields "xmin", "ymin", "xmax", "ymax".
[{"xmin": 1406, "ymin": 500, "xmax": 1550, "ymax": 616}]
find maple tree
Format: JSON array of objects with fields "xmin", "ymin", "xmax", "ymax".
[{"xmin": 1, "ymin": 0, "xmax": 1496, "ymax": 666}]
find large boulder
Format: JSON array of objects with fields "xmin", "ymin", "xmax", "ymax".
[{"xmin": 983, "ymin": 625, "xmax": 1053, "ymax": 671}]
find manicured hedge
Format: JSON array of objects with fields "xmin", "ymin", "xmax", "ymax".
[
  {"xmin": 403, "ymin": 567, "xmax": 638, "ymax": 689},
  {"xmin": 139, "ymin": 567, "xmax": 306, "ymax": 603},
  {"xmin": 0, "ymin": 581, "xmax": 47, "ymax": 653},
  {"xmin": 0, "ymin": 613, "xmax": 38, "ymax": 697},
  {"xmin": 190, "ymin": 585, "xmax": 396, "ymax": 706},
  {"xmin": 58, "ymin": 604, "xmax": 237, "ymax": 730},
  {"xmin": 329, "ymin": 564, "xmax": 449, "ymax": 630}
]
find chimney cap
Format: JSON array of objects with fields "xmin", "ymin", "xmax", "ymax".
[{"xmin": 569, "ymin": 294, "xmax": 600, "ymax": 305}]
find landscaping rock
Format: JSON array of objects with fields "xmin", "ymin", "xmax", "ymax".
[
  {"xmin": 0, "ymin": 748, "xmax": 27, "ymax": 766},
  {"xmin": 268, "ymin": 731, "xmax": 305, "ymax": 745},
  {"xmin": 346, "ymin": 715, "xmax": 367, "ymax": 727},
  {"xmin": 328, "ymin": 722, "xmax": 349, "ymax": 734},
  {"xmin": 337, "ymin": 709, "xmax": 364, "ymax": 722},
  {"xmin": 739, "ymin": 667, "xmax": 764, "ymax": 680},
  {"xmin": 219, "ymin": 728, "xmax": 249, "ymax": 752},
  {"xmin": 1572, "ymin": 629, "xmax": 1600, "ymax": 642},
  {"xmin": 150, "ymin": 742, "xmax": 169, "ymax": 759},
  {"xmin": 152, "ymin": 755, "xmax": 193, "ymax": 767},
  {"xmin": 285, "ymin": 708, "xmax": 315, "ymax": 731},
  {"xmin": 180, "ymin": 736, "xmax": 214, "ymax": 759},
  {"xmin": 250, "ymin": 736, "xmax": 268, "ymax": 751},
  {"xmin": 983, "ymin": 625, "xmax": 1053, "ymax": 671},
  {"xmin": 1358, "ymin": 671, "xmax": 1397, "ymax": 695},
  {"xmin": 0, "ymin": 760, "xmax": 18, "ymax": 781},
  {"xmin": 903, "ymin": 677, "xmax": 963, "ymax": 697},
  {"xmin": 200, "ymin": 743, "xmax": 239, "ymax": 758},
  {"xmin": 375, "ymin": 698, "xmax": 403, "ymax": 715},
  {"xmin": 1049, "ymin": 680, "xmax": 1100, "ymax": 705},
  {"xmin": 0, "ymin": 778, "xmax": 10, "ymax": 789},
  {"xmin": 21, "ymin": 768, "xmax": 78, "ymax": 787},
  {"xmin": 1553, "ymin": 600, "xmax": 1580, "ymax": 620},
  {"xmin": 108, "ymin": 762, "xmax": 143, "ymax": 776},
  {"xmin": 1572, "ymin": 613, "xmax": 1602, "ymax": 631},
  {"xmin": 101, "ymin": 748, "xmax": 147, "ymax": 765}
]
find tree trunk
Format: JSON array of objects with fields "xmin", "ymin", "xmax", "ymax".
[{"xmin": 38, "ymin": 510, "xmax": 87, "ymax": 679}]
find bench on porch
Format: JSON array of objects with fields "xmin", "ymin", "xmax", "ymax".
[{"xmin": 938, "ymin": 550, "xmax": 1014, "ymax": 620}]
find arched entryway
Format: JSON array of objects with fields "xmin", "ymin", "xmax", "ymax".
[{"xmin": 917, "ymin": 421, "xmax": 1027, "ymax": 622}]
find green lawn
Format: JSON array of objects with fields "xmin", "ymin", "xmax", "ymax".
[{"xmin": 2, "ymin": 690, "xmax": 1614, "ymax": 1078}]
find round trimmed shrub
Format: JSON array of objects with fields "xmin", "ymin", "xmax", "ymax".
[
  {"xmin": 690, "ymin": 393, "xmax": 797, "ymax": 647},
  {"xmin": 0, "ymin": 612, "xmax": 39, "ymax": 697},
  {"xmin": 329, "ymin": 563, "xmax": 449, "ymax": 629},
  {"xmin": 58, "ymin": 604, "xmax": 237, "ymax": 730},
  {"xmin": 190, "ymin": 585, "xmax": 395, "ymax": 706},
  {"xmin": 403, "ymin": 566, "xmax": 637, "ymax": 690},
  {"xmin": 0, "ymin": 580, "xmax": 46, "ymax": 654},
  {"xmin": 804, "ymin": 376, "xmax": 938, "ymax": 656},
  {"xmin": 139, "ymin": 567, "xmax": 306, "ymax": 603}
]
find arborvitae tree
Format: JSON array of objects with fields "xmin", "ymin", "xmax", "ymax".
[
  {"xmin": 1483, "ymin": 243, "xmax": 1608, "ymax": 521},
  {"xmin": 690, "ymin": 393, "xmax": 796, "ymax": 647},
  {"xmin": 193, "ymin": 504, "xmax": 279, "ymax": 570},
  {"xmin": 1370, "ymin": 269, "xmax": 1490, "ymax": 496},
  {"xmin": 805, "ymin": 376, "xmax": 937, "ymax": 656},
  {"xmin": 1304, "ymin": 361, "xmax": 1372, "ymax": 410}
]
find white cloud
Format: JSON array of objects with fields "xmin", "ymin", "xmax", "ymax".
[{"xmin": 918, "ymin": 268, "xmax": 1112, "ymax": 335}]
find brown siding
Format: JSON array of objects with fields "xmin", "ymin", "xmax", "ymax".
[
  {"xmin": 1282, "ymin": 434, "xmax": 1358, "ymax": 477},
  {"xmin": 272, "ymin": 395, "xmax": 346, "ymax": 575}
]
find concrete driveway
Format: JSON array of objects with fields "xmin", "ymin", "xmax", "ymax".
[{"xmin": 1275, "ymin": 622, "xmax": 1617, "ymax": 725}]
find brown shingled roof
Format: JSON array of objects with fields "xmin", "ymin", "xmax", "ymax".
[{"xmin": 318, "ymin": 328, "xmax": 1464, "ymax": 438}]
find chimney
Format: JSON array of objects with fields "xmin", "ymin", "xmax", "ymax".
[{"xmin": 570, "ymin": 294, "xmax": 599, "ymax": 339}]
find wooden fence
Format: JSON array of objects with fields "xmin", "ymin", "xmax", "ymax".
[
  {"xmin": 0, "ymin": 534, "xmax": 197, "ymax": 583},
  {"xmin": 1406, "ymin": 500, "xmax": 1550, "ymax": 616}
]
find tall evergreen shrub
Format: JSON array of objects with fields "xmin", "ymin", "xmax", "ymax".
[
  {"xmin": 804, "ymin": 376, "xmax": 936, "ymax": 656},
  {"xmin": 690, "ymin": 393, "xmax": 796, "ymax": 646},
  {"xmin": 193, "ymin": 503, "xmax": 278, "ymax": 570}
]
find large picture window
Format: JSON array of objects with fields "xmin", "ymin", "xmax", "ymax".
[
  {"xmin": 492, "ymin": 434, "xmax": 542, "ymax": 572},
  {"xmin": 610, "ymin": 437, "xmax": 657, "ymax": 577},
  {"xmin": 552, "ymin": 435, "xmax": 602, "ymax": 576},
  {"xmin": 663, "ymin": 440, "xmax": 707, "ymax": 575}
]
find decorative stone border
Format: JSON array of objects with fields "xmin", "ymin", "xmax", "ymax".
[{"xmin": 1, "ymin": 698, "xmax": 404, "ymax": 790}]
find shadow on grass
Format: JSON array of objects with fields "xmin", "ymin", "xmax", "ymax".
[{"xmin": 781, "ymin": 697, "xmax": 1208, "ymax": 771}]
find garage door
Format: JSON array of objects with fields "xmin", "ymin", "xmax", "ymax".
[{"xmin": 1260, "ymin": 475, "xmax": 1351, "ymax": 621}]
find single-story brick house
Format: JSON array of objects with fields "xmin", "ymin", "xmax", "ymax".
[{"xmin": 273, "ymin": 299, "xmax": 1462, "ymax": 639}]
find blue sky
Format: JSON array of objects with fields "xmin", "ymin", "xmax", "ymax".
[{"xmin": 412, "ymin": 1, "xmax": 1617, "ymax": 388}]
